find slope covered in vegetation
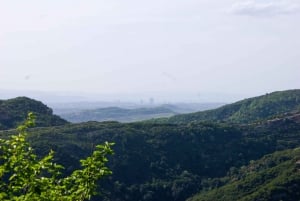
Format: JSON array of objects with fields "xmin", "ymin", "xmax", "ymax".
[
  {"xmin": 188, "ymin": 148, "xmax": 300, "ymax": 201},
  {"xmin": 0, "ymin": 111, "xmax": 296, "ymax": 201},
  {"xmin": 0, "ymin": 97, "xmax": 68, "ymax": 130},
  {"xmin": 1, "ymin": 90, "xmax": 300, "ymax": 201},
  {"xmin": 154, "ymin": 89, "xmax": 300, "ymax": 124}
]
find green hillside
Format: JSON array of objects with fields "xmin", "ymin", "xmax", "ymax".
[
  {"xmin": 60, "ymin": 106, "xmax": 176, "ymax": 123},
  {"xmin": 1, "ymin": 92, "xmax": 300, "ymax": 200},
  {"xmin": 0, "ymin": 97, "xmax": 68, "ymax": 130},
  {"xmin": 0, "ymin": 111, "xmax": 296, "ymax": 201},
  {"xmin": 155, "ymin": 89, "xmax": 300, "ymax": 124},
  {"xmin": 188, "ymin": 148, "xmax": 300, "ymax": 201}
]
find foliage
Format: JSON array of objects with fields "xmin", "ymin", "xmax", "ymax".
[
  {"xmin": 0, "ymin": 113, "xmax": 113, "ymax": 201},
  {"xmin": 1, "ymin": 90, "xmax": 300, "ymax": 201},
  {"xmin": 188, "ymin": 148, "xmax": 300, "ymax": 201},
  {"xmin": 0, "ymin": 97, "xmax": 68, "ymax": 130},
  {"xmin": 2, "ymin": 111, "xmax": 297, "ymax": 201},
  {"xmin": 152, "ymin": 89, "xmax": 300, "ymax": 124}
]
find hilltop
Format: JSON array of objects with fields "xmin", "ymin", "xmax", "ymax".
[
  {"xmin": 1, "ymin": 90, "xmax": 300, "ymax": 201},
  {"xmin": 153, "ymin": 89, "xmax": 300, "ymax": 124},
  {"xmin": 0, "ymin": 97, "xmax": 68, "ymax": 130}
]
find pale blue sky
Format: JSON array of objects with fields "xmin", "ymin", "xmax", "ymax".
[{"xmin": 0, "ymin": 0, "xmax": 299, "ymax": 102}]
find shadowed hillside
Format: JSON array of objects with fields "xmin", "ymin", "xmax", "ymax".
[
  {"xmin": 1, "ymin": 91, "xmax": 300, "ymax": 201},
  {"xmin": 0, "ymin": 97, "xmax": 68, "ymax": 130},
  {"xmin": 188, "ymin": 148, "xmax": 300, "ymax": 201},
  {"xmin": 0, "ymin": 111, "xmax": 296, "ymax": 201}
]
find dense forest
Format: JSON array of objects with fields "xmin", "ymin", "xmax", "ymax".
[
  {"xmin": 0, "ymin": 97, "xmax": 68, "ymax": 130},
  {"xmin": 188, "ymin": 148, "xmax": 300, "ymax": 201},
  {"xmin": 0, "ymin": 89, "xmax": 300, "ymax": 200},
  {"xmin": 150, "ymin": 89, "xmax": 300, "ymax": 124}
]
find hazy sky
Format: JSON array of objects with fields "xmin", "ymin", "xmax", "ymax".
[{"xmin": 0, "ymin": 0, "xmax": 299, "ymax": 102}]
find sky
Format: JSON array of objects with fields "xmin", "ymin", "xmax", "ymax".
[{"xmin": 0, "ymin": 0, "xmax": 299, "ymax": 102}]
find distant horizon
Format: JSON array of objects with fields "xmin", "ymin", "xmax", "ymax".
[
  {"xmin": 1, "ymin": 1, "xmax": 299, "ymax": 99},
  {"xmin": 1, "ymin": 88, "xmax": 298, "ymax": 104}
]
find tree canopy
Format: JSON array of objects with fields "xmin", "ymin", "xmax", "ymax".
[{"xmin": 0, "ymin": 113, "xmax": 113, "ymax": 201}]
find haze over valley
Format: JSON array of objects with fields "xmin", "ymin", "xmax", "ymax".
[{"xmin": 1, "ymin": 0, "xmax": 300, "ymax": 200}]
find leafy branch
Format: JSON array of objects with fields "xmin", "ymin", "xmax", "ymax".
[{"xmin": 0, "ymin": 113, "xmax": 114, "ymax": 201}]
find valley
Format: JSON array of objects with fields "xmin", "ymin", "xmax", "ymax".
[{"xmin": 0, "ymin": 89, "xmax": 300, "ymax": 200}]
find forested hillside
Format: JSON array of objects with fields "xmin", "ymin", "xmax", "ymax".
[
  {"xmin": 1, "ymin": 90, "xmax": 300, "ymax": 201},
  {"xmin": 188, "ymin": 148, "xmax": 300, "ymax": 201},
  {"xmin": 153, "ymin": 89, "xmax": 300, "ymax": 124},
  {"xmin": 0, "ymin": 111, "xmax": 298, "ymax": 201},
  {"xmin": 0, "ymin": 97, "xmax": 68, "ymax": 130}
]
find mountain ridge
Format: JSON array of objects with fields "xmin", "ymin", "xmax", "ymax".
[
  {"xmin": 151, "ymin": 89, "xmax": 300, "ymax": 124},
  {"xmin": 1, "ymin": 89, "xmax": 300, "ymax": 201},
  {"xmin": 0, "ymin": 96, "xmax": 68, "ymax": 130}
]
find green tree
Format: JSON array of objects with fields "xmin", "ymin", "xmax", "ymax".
[{"xmin": 0, "ymin": 113, "xmax": 114, "ymax": 201}]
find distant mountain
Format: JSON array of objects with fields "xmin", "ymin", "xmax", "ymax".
[
  {"xmin": 188, "ymin": 147, "xmax": 300, "ymax": 201},
  {"xmin": 159, "ymin": 102, "xmax": 225, "ymax": 114},
  {"xmin": 155, "ymin": 89, "xmax": 300, "ymax": 124},
  {"xmin": 51, "ymin": 102, "xmax": 225, "ymax": 116},
  {"xmin": 60, "ymin": 106, "xmax": 176, "ymax": 123},
  {"xmin": 1, "ymin": 91, "xmax": 300, "ymax": 201},
  {"xmin": 0, "ymin": 97, "xmax": 68, "ymax": 130}
]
